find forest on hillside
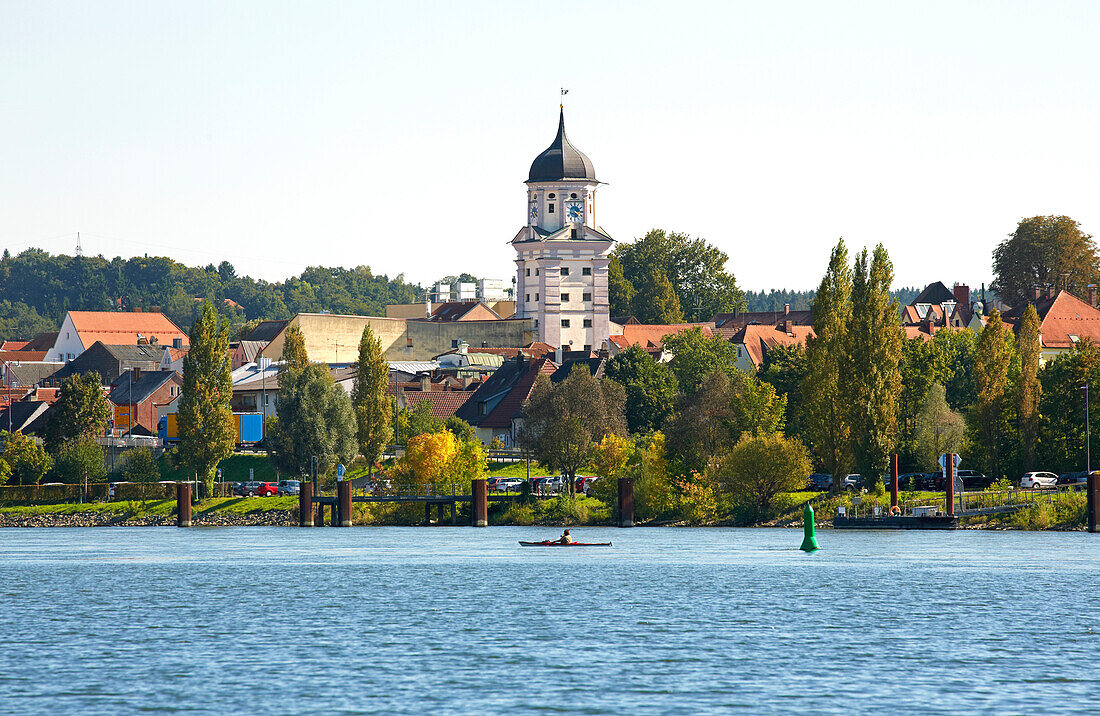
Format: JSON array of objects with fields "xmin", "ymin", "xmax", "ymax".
[{"xmin": 0, "ymin": 249, "xmax": 424, "ymax": 341}]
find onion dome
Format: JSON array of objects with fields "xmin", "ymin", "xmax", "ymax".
[{"xmin": 527, "ymin": 108, "xmax": 597, "ymax": 183}]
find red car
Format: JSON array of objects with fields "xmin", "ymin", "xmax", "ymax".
[{"xmin": 256, "ymin": 482, "xmax": 279, "ymax": 497}]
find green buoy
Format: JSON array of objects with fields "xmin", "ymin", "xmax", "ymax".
[{"xmin": 800, "ymin": 503, "xmax": 819, "ymax": 552}]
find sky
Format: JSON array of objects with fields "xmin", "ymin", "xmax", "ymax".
[{"xmin": 3, "ymin": 1, "xmax": 1100, "ymax": 292}]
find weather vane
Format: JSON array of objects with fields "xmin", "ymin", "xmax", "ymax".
[{"xmin": 561, "ymin": 87, "xmax": 568, "ymax": 109}]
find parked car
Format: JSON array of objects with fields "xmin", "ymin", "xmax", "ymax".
[
  {"xmin": 896, "ymin": 473, "xmax": 924, "ymax": 490},
  {"xmin": 236, "ymin": 481, "xmax": 263, "ymax": 496},
  {"xmin": 534, "ymin": 476, "xmax": 565, "ymax": 495},
  {"xmin": 1057, "ymin": 471, "xmax": 1089, "ymax": 486},
  {"xmin": 256, "ymin": 482, "xmax": 279, "ymax": 497},
  {"xmin": 278, "ymin": 480, "xmax": 300, "ymax": 496},
  {"xmin": 808, "ymin": 473, "xmax": 832, "ymax": 491},
  {"xmin": 1020, "ymin": 472, "xmax": 1058, "ymax": 490},
  {"xmin": 580, "ymin": 476, "xmax": 600, "ymax": 496},
  {"xmin": 842, "ymin": 474, "xmax": 862, "ymax": 491},
  {"xmin": 490, "ymin": 477, "xmax": 525, "ymax": 493},
  {"xmin": 957, "ymin": 470, "xmax": 993, "ymax": 489}
]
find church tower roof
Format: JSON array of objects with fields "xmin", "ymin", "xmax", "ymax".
[{"xmin": 527, "ymin": 108, "xmax": 597, "ymax": 183}]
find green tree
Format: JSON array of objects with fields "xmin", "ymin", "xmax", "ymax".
[
  {"xmin": 803, "ymin": 239, "xmax": 853, "ymax": 491},
  {"xmin": 1017, "ymin": 303, "xmax": 1042, "ymax": 469},
  {"xmin": 43, "ymin": 372, "xmax": 112, "ymax": 454},
  {"xmin": 969, "ymin": 310, "xmax": 1015, "ymax": 480},
  {"xmin": 929, "ymin": 327, "xmax": 978, "ymax": 411},
  {"xmin": 1036, "ymin": 341, "xmax": 1100, "ymax": 473},
  {"xmin": 0, "ymin": 458, "xmax": 10, "ymax": 486},
  {"xmin": 632, "ymin": 268, "xmax": 684, "ymax": 324},
  {"xmin": 122, "ymin": 447, "xmax": 161, "ymax": 500},
  {"xmin": 912, "ymin": 383, "xmax": 967, "ymax": 471},
  {"xmin": 614, "ymin": 229, "xmax": 745, "ymax": 321},
  {"xmin": 992, "ymin": 215, "xmax": 1099, "ymax": 306},
  {"xmin": 0, "ymin": 431, "xmax": 52, "ymax": 485},
  {"xmin": 281, "ymin": 324, "xmax": 309, "ymax": 372},
  {"xmin": 273, "ymin": 363, "xmax": 358, "ymax": 477},
  {"xmin": 399, "ymin": 400, "xmax": 444, "ymax": 441},
  {"xmin": 444, "ymin": 416, "xmax": 476, "ymax": 443},
  {"xmin": 759, "ymin": 344, "xmax": 808, "ymax": 442},
  {"xmin": 604, "ymin": 345, "xmax": 679, "ymax": 433},
  {"xmin": 520, "ymin": 365, "xmax": 628, "ymax": 489},
  {"xmin": 178, "ymin": 301, "xmax": 236, "ymax": 496},
  {"xmin": 846, "ymin": 245, "xmax": 903, "ymax": 484},
  {"xmin": 714, "ymin": 431, "xmax": 812, "ymax": 514},
  {"xmin": 607, "ymin": 255, "xmax": 636, "ymax": 317},
  {"xmin": 897, "ymin": 337, "xmax": 936, "ymax": 469},
  {"xmin": 662, "ymin": 326, "xmax": 736, "ymax": 393},
  {"xmin": 50, "ymin": 438, "xmax": 106, "ymax": 484},
  {"xmin": 350, "ymin": 324, "xmax": 393, "ymax": 465}
]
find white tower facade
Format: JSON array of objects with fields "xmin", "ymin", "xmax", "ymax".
[{"xmin": 512, "ymin": 109, "xmax": 614, "ymax": 353}]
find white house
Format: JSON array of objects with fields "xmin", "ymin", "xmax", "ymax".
[{"xmin": 49, "ymin": 311, "xmax": 189, "ymax": 362}]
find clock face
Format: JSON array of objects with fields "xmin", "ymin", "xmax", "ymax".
[{"xmin": 565, "ymin": 200, "xmax": 583, "ymax": 222}]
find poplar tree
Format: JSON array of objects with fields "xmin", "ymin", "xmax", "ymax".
[
  {"xmin": 970, "ymin": 309, "xmax": 1014, "ymax": 479},
  {"xmin": 846, "ymin": 245, "xmax": 903, "ymax": 484},
  {"xmin": 179, "ymin": 301, "xmax": 235, "ymax": 496},
  {"xmin": 1016, "ymin": 303, "xmax": 1042, "ymax": 469},
  {"xmin": 802, "ymin": 239, "xmax": 853, "ymax": 492},
  {"xmin": 281, "ymin": 324, "xmax": 309, "ymax": 372},
  {"xmin": 350, "ymin": 324, "xmax": 393, "ymax": 466}
]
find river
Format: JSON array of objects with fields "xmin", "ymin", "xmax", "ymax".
[{"xmin": 0, "ymin": 527, "xmax": 1097, "ymax": 714}]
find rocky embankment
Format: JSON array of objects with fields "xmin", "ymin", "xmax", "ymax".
[{"xmin": 0, "ymin": 510, "xmax": 296, "ymax": 528}]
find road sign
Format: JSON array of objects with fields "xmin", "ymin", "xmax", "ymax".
[
  {"xmin": 336, "ymin": 463, "xmax": 346, "ymax": 480},
  {"xmin": 938, "ymin": 453, "xmax": 963, "ymax": 470}
]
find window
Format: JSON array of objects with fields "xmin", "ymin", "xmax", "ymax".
[
  {"xmin": 560, "ymin": 267, "xmax": 569, "ymax": 276},
  {"xmin": 570, "ymin": 193, "xmax": 577, "ymax": 199},
  {"xmin": 525, "ymin": 294, "xmax": 530, "ymax": 302},
  {"xmin": 548, "ymin": 204, "xmax": 555, "ymax": 214},
  {"xmin": 535, "ymin": 268, "xmax": 539, "ymax": 276},
  {"xmin": 582, "ymin": 292, "xmax": 592, "ymax": 302},
  {"xmin": 535, "ymin": 293, "xmax": 539, "ymax": 302},
  {"xmin": 482, "ymin": 341, "xmax": 488, "ymax": 348},
  {"xmin": 583, "ymin": 344, "xmax": 591, "ymax": 352},
  {"xmin": 570, "ymin": 228, "xmax": 577, "ymax": 239},
  {"xmin": 534, "ymin": 319, "xmax": 539, "ymax": 328},
  {"xmin": 583, "ymin": 319, "xmax": 592, "ymax": 328},
  {"xmin": 1070, "ymin": 334, "xmax": 1081, "ymax": 343},
  {"xmin": 561, "ymin": 293, "xmax": 570, "ymax": 302},
  {"xmin": 406, "ymin": 337, "xmax": 413, "ymax": 348},
  {"xmin": 548, "ymin": 193, "xmax": 556, "ymax": 199},
  {"xmin": 526, "ymin": 268, "xmax": 530, "ymax": 276},
  {"xmin": 582, "ymin": 267, "xmax": 591, "ymax": 276},
  {"xmin": 561, "ymin": 319, "xmax": 571, "ymax": 328},
  {"xmin": 561, "ymin": 344, "xmax": 570, "ymax": 353},
  {"xmin": 478, "ymin": 402, "xmax": 487, "ymax": 416},
  {"xmin": 452, "ymin": 339, "xmax": 459, "ymax": 348}
]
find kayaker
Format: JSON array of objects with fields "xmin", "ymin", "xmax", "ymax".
[{"xmin": 558, "ymin": 529, "xmax": 574, "ymax": 545}]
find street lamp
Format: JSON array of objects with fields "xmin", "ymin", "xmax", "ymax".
[{"xmin": 1081, "ymin": 383, "xmax": 1091, "ymax": 474}]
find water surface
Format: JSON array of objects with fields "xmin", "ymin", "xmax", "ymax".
[{"xmin": 1, "ymin": 527, "xmax": 1098, "ymax": 714}]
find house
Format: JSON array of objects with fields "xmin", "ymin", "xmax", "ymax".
[
  {"xmin": 453, "ymin": 355, "xmax": 557, "ymax": 446},
  {"xmin": 902, "ymin": 282, "xmax": 985, "ymax": 333},
  {"xmin": 230, "ymin": 340, "xmax": 266, "ymax": 369},
  {"xmin": 240, "ymin": 319, "xmax": 288, "ymax": 343},
  {"xmin": 550, "ymin": 355, "xmax": 607, "ymax": 383},
  {"xmin": 49, "ymin": 310, "xmax": 188, "ymax": 362},
  {"xmin": 418, "ymin": 301, "xmax": 503, "ymax": 322},
  {"xmin": 108, "ymin": 368, "xmax": 183, "ymax": 434},
  {"xmin": 608, "ymin": 322, "xmax": 717, "ymax": 360},
  {"xmin": 728, "ymin": 321, "xmax": 815, "ymax": 371},
  {"xmin": 711, "ymin": 307, "xmax": 812, "ymax": 332},
  {"xmin": 160, "ymin": 345, "xmax": 187, "ymax": 373},
  {"xmin": 47, "ymin": 342, "xmax": 164, "ymax": 386},
  {"xmin": 230, "ymin": 361, "xmax": 281, "ymax": 418},
  {"xmin": 0, "ymin": 399, "xmax": 51, "ymax": 434},
  {"xmin": 1002, "ymin": 289, "xmax": 1100, "ymax": 365},
  {"xmin": 2, "ymin": 361, "xmax": 64, "ymax": 389}
]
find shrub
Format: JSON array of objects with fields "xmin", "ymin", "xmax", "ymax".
[
  {"xmin": 711, "ymin": 431, "xmax": 811, "ymax": 514},
  {"xmin": 51, "ymin": 438, "xmax": 107, "ymax": 484},
  {"xmin": 1, "ymin": 431, "xmax": 52, "ymax": 485}
]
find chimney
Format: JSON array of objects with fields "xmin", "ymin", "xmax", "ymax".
[
  {"xmin": 425, "ymin": 296, "xmax": 432, "ymax": 319},
  {"xmin": 131, "ymin": 367, "xmax": 141, "ymax": 383},
  {"xmin": 132, "ymin": 307, "xmax": 142, "ymax": 313},
  {"xmin": 1034, "ymin": 285, "xmax": 1041, "ymax": 301},
  {"xmin": 784, "ymin": 303, "xmax": 790, "ymax": 316},
  {"xmin": 1090, "ymin": 284, "xmax": 1098, "ymax": 308},
  {"xmin": 554, "ymin": 347, "xmax": 563, "ymax": 364},
  {"xmin": 598, "ymin": 340, "xmax": 610, "ymax": 359},
  {"xmin": 419, "ymin": 374, "xmax": 430, "ymax": 392},
  {"xmin": 137, "ymin": 334, "xmax": 147, "ymax": 345},
  {"xmin": 953, "ymin": 283, "xmax": 969, "ymax": 307},
  {"xmin": 1047, "ymin": 284, "xmax": 1055, "ymax": 299}
]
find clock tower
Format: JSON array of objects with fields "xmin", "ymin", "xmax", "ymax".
[{"xmin": 512, "ymin": 108, "xmax": 614, "ymax": 354}]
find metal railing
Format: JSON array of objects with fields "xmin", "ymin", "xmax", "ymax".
[{"xmin": 901, "ymin": 483, "xmax": 1085, "ymax": 516}]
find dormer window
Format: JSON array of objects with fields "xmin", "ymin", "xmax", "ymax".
[{"xmin": 1070, "ymin": 334, "xmax": 1080, "ymax": 343}]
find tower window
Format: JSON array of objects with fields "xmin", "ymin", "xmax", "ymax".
[
  {"xmin": 582, "ymin": 267, "xmax": 591, "ymax": 276},
  {"xmin": 548, "ymin": 204, "xmax": 555, "ymax": 214},
  {"xmin": 548, "ymin": 193, "xmax": 556, "ymax": 199},
  {"xmin": 560, "ymin": 267, "xmax": 569, "ymax": 276},
  {"xmin": 583, "ymin": 319, "xmax": 592, "ymax": 328},
  {"xmin": 570, "ymin": 193, "xmax": 577, "ymax": 199},
  {"xmin": 583, "ymin": 292, "xmax": 592, "ymax": 302},
  {"xmin": 561, "ymin": 293, "xmax": 569, "ymax": 302},
  {"xmin": 535, "ymin": 268, "xmax": 539, "ymax": 276},
  {"xmin": 536, "ymin": 293, "xmax": 539, "ymax": 302},
  {"xmin": 526, "ymin": 268, "xmax": 530, "ymax": 276},
  {"xmin": 583, "ymin": 345, "xmax": 591, "ymax": 352},
  {"xmin": 526, "ymin": 294, "xmax": 530, "ymax": 302},
  {"xmin": 570, "ymin": 228, "xmax": 577, "ymax": 238},
  {"xmin": 561, "ymin": 319, "xmax": 570, "ymax": 328}
]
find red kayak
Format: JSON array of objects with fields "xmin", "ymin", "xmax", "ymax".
[{"xmin": 518, "ymin": 540, "xmax": 612, "ymax": 547}]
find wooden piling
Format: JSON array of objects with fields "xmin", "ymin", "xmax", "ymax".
[
  {"xmin": 617, "ymin": 477, "xmax": 634, "ymax": 527},
  {"xmin": 945, "ymin": 453, "xmax": 956, "ymax": 516},
  {"xmin": 471, "ymin": 479, "xmax": 488, "ymax": 527},
  {"xmin": 176, "ymin": 482, "xmax": 192, "ymax": 527},
  {"xmin": 329, "ymin": 502, "xmax": 337, "ymax": 527},
  {"xmin": 890, "ymin": 454, "xmax": 899, "ymax": 509},
  {"xmin": 337, "ymin": 481, "xmax": 352, "ymax": 527},
  {"xmin": 316, "ymin": 503, "xmax": 325, "ymax": 527},
  {"xmin": 299, "ymin": 482, "xmax": 314, "ymax": 527},
  {"xmin": 1088, "ymin": 472, "xmax": 1100, "ymax": 534}
]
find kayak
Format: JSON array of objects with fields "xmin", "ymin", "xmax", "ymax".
[{"xmin": 518, "ymin": 541, "xmax": 613, "ymax": 547}]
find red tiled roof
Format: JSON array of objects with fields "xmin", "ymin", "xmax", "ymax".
[
  {"xmin": 67, "ymin": 311, "xmax": 189, "ymax": 350},
  {"xmin": 0, "ymin": 350, "xmax": 48, "ymax": 364},
  {"xmin": 402, "ymin": 391, "xmax": 474, "ymax": 420},
  {"xmin": 480, "ymin": 357, "xmax": 556, "ymax": 428},
  {"xmin": 618, "ymin": 323, "xmax": 715, "ymax": 350},
  {"xmin": 1004, "ymin": 290, "xmax": 1100, "ymax": 348},
  {"xmin": 0, "ymin": 341, "xmax": 29, "ymax": 350},
  {"xmin": 734, "ymin": 324, "xmax": 814, "ymax": 368}
]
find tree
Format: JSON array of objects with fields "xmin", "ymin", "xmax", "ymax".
[
  {"xmin": 274, "ymin": 363, "xmax": 358, "ymax": 478},
  {"xmin": 51, "ymin": 438, "xmax": 106, "ymax": 485},
  {"xmin": 178, "ymin": 301, "xmax": 236, "ymax": 496},
  {"xmin": 444, "ymin": 416, "xmax": 476, "ymax": 443},
  {"xmin": 714, "ymin": 431, "xmax": 812, "ymax": 514},
  {"xmin": 589, "ymin": 433, "xmax": 635, "ymax": 482},
  {"xmin": 281, "ymin": 324, "xmax": 309, "ymax": 372},
  {"xmin": 662, "ymin": 327, "xmax": 737, "ymax": 393},
  {"xmin": 897, "ymin": 337, "xmax": 936, "ymax": 469},
  {"xmin": 0, "ymin": 431, "xmax": 52, "ymax": 485},
  {"xmin": 632, "ymin": 268, "xmax": 684, "ymax": 324},
  {"xmin": 1036, "ymin": 340, "xmax": 1100, "ymax": 473},
  {"xmin": 846, "ymin": 245, "xmax": 903, "ymax": 484},
  {"xmin": 520, "ymin": 366, "xmax": 628, "ymax": 488},
  {"xmin": 1017, "ymin": 303, "xmax": 1042, "ymax": 469},
  {"xmin": 391, "ymin": 430, "xmax": 486, "ymax": 492},
  {"xmin": 969, "ymin": 309, "xmax": 1015, "ymax": 480},
  {"xmin": 614, "ymin": 229, "xmax": 745, "ymax": 321},
  {"xmin": 399, "ymin": 401, "xmax": 443, "ymax": 441},
  {"xmin": 44, "ymin": 372, "xmax": 112, "ymax": 454},
  {"xmin": 0, "ymin": 458, "xmax": 10, "ymax": 486},
  {"xmin": 604, "ymin": 345, "xmax": 679, "ymax": 433},
  {"xmin": 350, "ymin": 324, "xmax": 393, "ymax": 465},
  {"xmin": 608, "ymin": 255, "xmax": 636, "ymax": 317},
  {"xmin": 992, "ymin": 215, "xmax": 1099, "ymax": 307},
  {"xmin": 759, "ymin": 344, "xmax": 808, "ymax": 442},
  {"xmin": 803, "ymin": 239, "xmax": 853, "ymax": 491},
  {"xmin": 122, "ymin": 447, "xmax": 161, "ymax": 500},
  {"xmin": 912, "ymin": 383, "xmax": 967, "ymax": 471},
  {"xmin": 929, "ymin": 328, "xmax": 978, "ymax": 411}
]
